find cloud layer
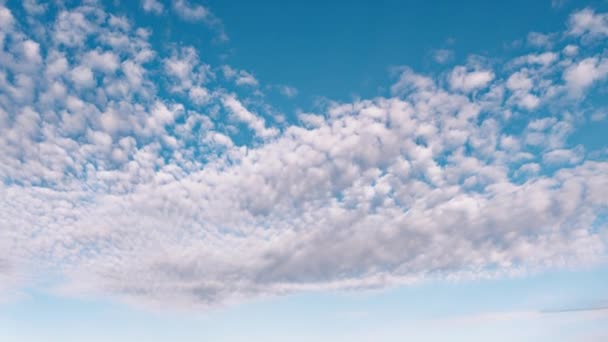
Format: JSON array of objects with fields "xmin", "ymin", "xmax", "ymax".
[{"xmin": 0, "ymin": 2, "xmax": 607, "ymax": 309}]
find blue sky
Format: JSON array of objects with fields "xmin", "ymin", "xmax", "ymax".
[{"xmin": 0, "ymin": 0, "xmax": 608, "ymax": 341}]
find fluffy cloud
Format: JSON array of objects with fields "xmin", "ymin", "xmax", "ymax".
[
  {"xmin": 221, "ymin": 93, "xmax": 277, "ymax": 138},
  {"xmin": 563, "ymin": 44, "xmax": 579, "ymax": 56},
  {"xmin": 221, "ymin": 65, "xmax": 259, "ymax": 87},
  {"xmin": 563, "ymin": 57, "xmax": 608, "ymax": 96},
  {"xmin": 569, "ymin": 8, "xmax": 608, "ymax": 39},
  {"xmin": 449, "ymin": 66, "xmax": 495, "ymax": 92},
  {"xmin": 164, "ymin": 47, "xmax": 212, "ymax": 92},
  {"xmin": 0, "ymin": 2, "xmax": 607, "ymax": 311},
  {"xmin": 390, "ymin": 67, "xmax": 435, "ymax": 95},
  {"xmin": 506, "ymin": 71, "xmax": 539, "ymax": 110}
]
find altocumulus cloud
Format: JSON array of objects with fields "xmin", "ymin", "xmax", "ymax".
[{"xmin": 0, "ymin": 2, "xmax": 608, "ymax": 310}]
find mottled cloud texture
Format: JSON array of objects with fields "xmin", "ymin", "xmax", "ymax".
[{"xmin": 0, "ymin": 2, "xmax": 607, "ymax": 309}]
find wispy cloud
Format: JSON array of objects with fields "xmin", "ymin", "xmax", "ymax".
[
  {"xmin": 172, "ymin": 0, "xmax": 228, "ymax": 41},
  {"xmin": 431, "ymin": 48, "xmax": 454, "ymax": 64},
  {"xmin": 141, "ymin": 0, "xmax": 164, "ymax": 14}
]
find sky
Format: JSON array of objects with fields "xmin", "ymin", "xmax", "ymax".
[{"xmin": 0, "ymin": 0, "xmax": 608, "ymax": 341}]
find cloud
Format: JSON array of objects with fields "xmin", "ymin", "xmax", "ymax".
[
  {"xmin": 569, "ymin": 8, "xmax": 608, "ymax": 39},
  {"xmin": 164, "ymin": 47, "xmax": 212, "ymax": 92},
  {"xmin": 52, "ymin": 6, "xmax": 101, "ymax": 47},
  {"xmin": 221, "ymin": 93, "xmax": 277, "ymax": 138},
  {"xmin": 172, "ymin": 0, "xmax": 210, "ymax": 21},
  {"xmin": 432, "ymin": 49, "xmax": 454, "ymax": 64},
  {"xmin": 543, "ymin": 146, "xmax": 584, "ymax": 165},
  {"xmin": 449, "ymin": 66, "xmax": 494, "ymax": 92},
  {"xmin": 22, "ymin": 0, "xmax": 47, "ymax": 16},
  {"xmin": 0, "ymin": 2, "xmax": 607, "ymax": 311},
  {"xmin": 390, "ymin": 67, "xmax": 435, "ymax": 95},
  {"xmin": 221, "ymin": 65, "xmax": 259, "ymax": 87},
  {"xmin": 83, "ymin": 50, "xmax": 120, "ymax": 73},
  {"xmin": 505, "ymin": 71, "xmax": 541, "ymax": 110},
  {"xmin": 512, "ymin": 52, "xmax": 558, "ymax": 67},
  {"xmin": 141, "ymin": 0, "xmax": 164, "ymax": 14},
  {"xmin": 527, "ymin": 32, "xmax": 554, "ymax": 48},
  {"xmin": 278, "ymin": 85, "xmax": 298, "ymax": 98},
  {"xmin": 70, "ymin": 65, "xmax": 96, "ymax": 88},
  {"xmin": 172, "ymin": 0, "xmax": 228, "ymax": 41},
  {"xmin": 189, "ymin": 86, "xmax": 211, "ymax": 105},
  {"xmin": 563, "ymin": 44, "xmax": 579, "ymax": 56},
  {"xmin": 563, "ymin": 57, "xmax": 608, "ymax": 97}
]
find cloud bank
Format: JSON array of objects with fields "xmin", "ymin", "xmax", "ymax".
[{"xmin": 0, "ymin": 2, "xmax": 607, "ymax": 309}]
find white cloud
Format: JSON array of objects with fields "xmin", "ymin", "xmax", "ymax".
[
  {"xmin": 543, "ymin": 146, "xmax": 584, "ymax": 165},
  {"xmin": 563, "ymin": 44, "xmax": 579, "ymax": 56},
  {"xmin": 164, "ymin": 47, "xmax": 212, "ymax": 92},
  {"xmin": 518, "ymin": 163, "xmax": 540, "ymax": 175},
  {"xmin": 527, "ymin": 32, "xmax": 554, "ymax": 48},
  {"xmin": 449, "ymin": 66, "xmax": 494, "ymax": 92},
  {"xmin": 21, "ymin": 40, "xmax": 42, "ymax": 64},
  {"xmin": 70, "ymin": 65, "xmax": 95, "ymax": 88},
  {"xmin": 298, "ymin": 112, "xmax": 325, "ymax": 128},
  {"xmin": 0, "ymin": 5, "xmax": 15, "ymax": 29},
  {"xmin": 205, "ymin": 131, "xmax": 234, "ymax": 148},
  {"xmin": 0, "ymin": 2, "xmax": 607, "ymax": 311},
  {"xmin": 563, "ymin": 57, "xmax": 608, "ymax": 96},
  {"xmin": 516, "ymin": 93, "xmax": 540, "ymax": 110},
  {"xmin": 53, "ymin": 8, "xmax": 100, "ymax": 47},
  {"xmin": 188, "ymin": 86, "xmax": 211, "ymax": 105},
  {"xmin": 83, "ymin": 50, "xmax": 120, "ymax": 73},
  {"xmin": 506, "ymin": 71, "xmax": 540, "ymax": 110},
  {"xmin": 173, "ymin": 0, "xmax": 210, "ymax": 21},
  {"xmin": 172, "ymin": 0, "xmax": 228, "ymax": 41},
  {"xmin": 569, "ymin": 8, "xmax": 608, "ymax": 39},
  {"xmin": 506, "ymin": 71, "xmax": 533, "ymax": 91},
  {"xmin": 221, "ymin": 65, "xmax": 259, "ymax": 87},
  {"xmin": 222, "ymin": 93, "xmax": 277, "ymax": 138},
  {"xmin": 141, "ymin": 0, "xmax": 164, "ymax": 14},
  {"xmin": 390, "ymin": 67, "xmax": 435, "ymax": 95},
  {"xmin": 23, "ymin": 0, "xmax": 47, "ymax": 16},
  {"xmin": 512, "ymin": 52, "xmax": 558, "ymax": 67},
  {"xmin": 235, "ymin": 72, "xmax": 258, "ymax": 86}
]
